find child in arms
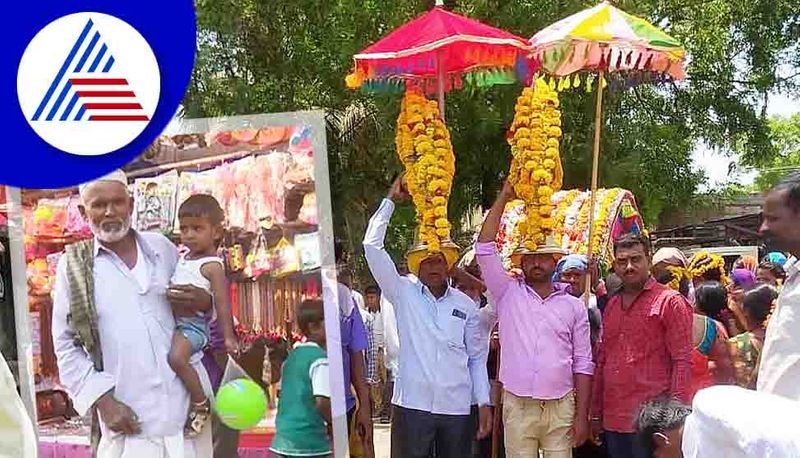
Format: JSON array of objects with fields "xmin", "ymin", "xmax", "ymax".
[{"xmin": 168, "ymin": 194, "xmax": 238, "ymax": 436}]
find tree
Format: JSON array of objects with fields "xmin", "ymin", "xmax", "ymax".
[
  {"xmin": 184, "ymin": 0, "xmax": 799, "ymax": 281},
  {"xmin": 751, "ymin": 114, "xmax": 800, "ymax": 190}
]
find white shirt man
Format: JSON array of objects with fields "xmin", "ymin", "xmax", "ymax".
[
  {"xmin": 51, "ymin": 171, "xmax": 213, "ymax": 458},
  {"xmin": 757, "ymin": 256, "xmax": 800, "ymax": 400}
]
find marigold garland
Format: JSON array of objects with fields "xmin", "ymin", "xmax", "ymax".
[
  {"xmin": 665, "ymin": 265, "xmax": 690, "ymax": 291},
  {"xmin": 507, "ymin": 77, "xmax": 563, "ymax": 251},
  {"xmin": 395, "ymin": 90, "xmax": 455, "ymax": 253},
  {"xmin": 552, "ymin": 190, "xmax": 582, "ymax": 246},
  {"xmin": 688, "ymin": 251, "xmax": 730, "ymax": 287}
]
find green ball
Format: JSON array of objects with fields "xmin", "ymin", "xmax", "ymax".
[{"xmin": 215, "ymin": 379, "xmax": 268, "ymax": 430}]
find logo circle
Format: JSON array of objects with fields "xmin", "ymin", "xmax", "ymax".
[
  {"xmin": 17, "ymin": 13, "xmax": 160, "ymax": 156},
  {"xmin": 4, "ymin": 0, "xmax": 195, "ymax": 188}
]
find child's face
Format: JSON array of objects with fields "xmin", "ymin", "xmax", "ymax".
[{"xmin": 178, "ymin": 216, "xmax": 222, "ymax": 253}]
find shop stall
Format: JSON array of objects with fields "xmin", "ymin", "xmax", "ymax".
[{"xmin": 27, "ymin": 120, "xmax": 324, "ymax": 457}]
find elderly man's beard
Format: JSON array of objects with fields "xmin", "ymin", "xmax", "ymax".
[{"xmin": 90, "ymin": 216, "xmax": 131, "ymax": 243}]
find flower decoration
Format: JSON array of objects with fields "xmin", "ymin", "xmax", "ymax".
[
  {"xmin": 507, "ymin": 77, "xmax": 564, "ymax": 251},
  {"xmin": 688, "ymin": 251, "xmax": 730, "ymax": 287},
  {"xmin": 396, "ymin": 90, "xmax": 455, "ymax": 253},
  {"xmin": 665, "ymin": 265, "xmax": 690, "ymax": 292}
]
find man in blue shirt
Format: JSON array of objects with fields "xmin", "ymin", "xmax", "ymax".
[
  {"xmin": 363, "ymin": 177, "xmax": 491, "ymax": 458},
  {"xmin": 335, "ymin": 243, "xmax": 373, "ymax": 456}
]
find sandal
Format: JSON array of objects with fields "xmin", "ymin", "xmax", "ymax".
[{"xmin": 184, "ymin": 398, "xmax": 211, "ymax": 437}]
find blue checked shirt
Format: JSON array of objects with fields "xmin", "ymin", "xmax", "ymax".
[{"xmin": 363, "ymin": 199, "xmax": 490, "ymax": 415}]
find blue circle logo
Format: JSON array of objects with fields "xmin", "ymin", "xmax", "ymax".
[{"xmin": 7, "ymin": 2, "xmax": 195, "ymax": 187}]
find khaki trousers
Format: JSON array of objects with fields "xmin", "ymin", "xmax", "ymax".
[{"xmin": 502, "ymin": 390, "xmax": 575, "ymax": 458}]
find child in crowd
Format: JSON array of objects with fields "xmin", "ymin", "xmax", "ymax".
[
  {"xmin": 168, "ymin": 194, "xmax": 238, "ymax": 435},
  {"xmin": 270, "ymin": 299, "xmax": 332, "ymax": 458}
]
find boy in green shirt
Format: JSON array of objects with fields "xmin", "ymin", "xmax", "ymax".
[{"xmin": 270, "ymin": 299, "xmax": 332, "ymax": 457}]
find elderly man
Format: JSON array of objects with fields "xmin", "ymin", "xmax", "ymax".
[
  {"xmin": 758, "ymin": 172, "xmax": 800, "ymax": 401},
  {"xmin": 363, "ymin": 175, "xmax": 491, "ymax": 458},
  {"xmin": 477, "ymin": 181, "xmax": 594, "ymax": 458},
  {"xmin": 51, "ymin": 170, "xmax": 214, "ymax": 457}
]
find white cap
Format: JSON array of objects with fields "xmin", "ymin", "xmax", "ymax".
[{"xmin": 78, "ymin": 169, "xmax": 129, "ymax": 199}]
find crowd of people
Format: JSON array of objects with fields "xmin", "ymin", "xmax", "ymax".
[
  {"xmin": 7, "ymin": 168, "xmax": 799, "ymax": 458},
  {"xmin": 337, "ymin": 171, "xmax": 800, "ymax": 458}
]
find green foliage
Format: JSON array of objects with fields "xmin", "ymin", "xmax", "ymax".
[
  {"xmin": 751, "ymin": 114, "xmax": 800, "ymax": 190},
  {"xmin": 185, "ymin": 0, "xmax": 799, "ymax": 282}
]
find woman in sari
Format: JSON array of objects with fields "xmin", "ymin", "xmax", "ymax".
[
  {"xmin": 689, "ymin": 282, "xmax": 735, "ymax": 400},
  {"xmin": 728, "ymin": 284, "xmax": 778, "ymax": 389}
]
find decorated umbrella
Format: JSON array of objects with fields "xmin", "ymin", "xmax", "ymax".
[
  {"xmin": 528, "ymin": 1, "xmax": 686, "ymax": 301},
  {"xmin": 345, "ymin": 0, "xmax": 532, "ymax": 120}
]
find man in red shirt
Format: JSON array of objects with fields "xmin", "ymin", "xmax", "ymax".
[{"xmin": 591, "ymin": 233, "xmax": 692, "ymax": 458}]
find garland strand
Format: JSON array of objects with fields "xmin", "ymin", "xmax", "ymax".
[
  {"xmin": 396, "ymin": 90, "xmax": 455, "ymax": 252},
  {"xmin": 507, "ymin": 77, "xmax": 563, "ymax": 251}
]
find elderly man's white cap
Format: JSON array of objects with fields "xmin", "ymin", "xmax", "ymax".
[{"xmin": 78, "ymin": 169, "xmax": 129, "ymax": 199}]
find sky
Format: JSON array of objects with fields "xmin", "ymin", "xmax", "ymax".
[{"xmin": 693, "ymin": 89, "xmax": 800, "ymax": 192}]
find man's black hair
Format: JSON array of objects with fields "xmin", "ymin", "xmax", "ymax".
[
  {"xmin": 614, "ymin": 232, "xmax": 652, "ymax": 258},
  {"xmin": 773, "ymin": 171, "xmax": 800, "ymax": 212},
  {"xmin": 365, "ymin": 285, "xmax": 380, "ymax": 295},
  {"xmin": 635, "ymin": 397, "xmax": 692, "ymax": 457}
]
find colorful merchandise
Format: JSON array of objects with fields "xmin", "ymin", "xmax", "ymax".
[
  {"xmin": 298, "ymin": 193, "xmax": 317, "ymax": 226},
  {"xmin": 271, "ymin": 237, "xmax": 300, "ymax": 278},
  {"xmin": 245, "ymin": 231, "xmax": 272, "ymax": 279},
  {"xmin": 132, "ymin": 170, "xmax": 179, "ymax": 234},
  {"xmin": 250, "ymin": 154, "xmax": 290, "ymax": 230},
  {"xmin": 294, "ymin": 232, "xmax": 321, "ymax": 271},
  {"xmin": 507, "ymin": 77, "xmax": 564, "ymax": 250},
  {"xmin": 33, "ymin": 198, "xmax": 69, "ymax": 238},
  {"xmin": 395, "ymin": 90, "xmax": 455, "ymax": 253},
  {"xmin": 64, "ymin": 195, "xmax": 91, "ymax": 238}
]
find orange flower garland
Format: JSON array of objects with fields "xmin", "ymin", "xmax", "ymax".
[
  {"xmin": 507, "ymin": 77, "xmax": 564, "ymax": 251},
  {"xmin": 395, "ymin": 90, "xmax": 455, "ymax": 253}
]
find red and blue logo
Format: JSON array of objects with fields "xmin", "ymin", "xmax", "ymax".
[
  {"xmin": 32, "ymin": 18, "xmax": 151, "ymax": 123},
  {"xmin": 7, "ymin": 1, "xmax": 195, "ymax": 188}
]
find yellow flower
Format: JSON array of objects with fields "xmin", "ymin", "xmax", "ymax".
[{"xmin": 506, "ymin": 77, "xmax": 564, "ymax": 251}]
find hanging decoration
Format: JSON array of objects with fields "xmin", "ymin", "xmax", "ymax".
[
  {"xmin": 506, "ymin": 77, "xmax": 564, "ymax": 251},
  {"xmin": 396, "ymin": 90, "xmax": 455, "ymax": 254},
  {"xmin": 490, "ymin": 188, "xmax": 643, "ymax": 269},
  {"xmin": 529, "ymin": 1, "xmax": 685, "ymax": 84},
  {"xmin": 346, "ymin": 6, "xmax": 532, "ymax": 95}
]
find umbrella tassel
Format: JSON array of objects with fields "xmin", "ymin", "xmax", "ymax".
[
  {"xmin": 615, "ymin": 51, "xmax": 623, "ymax": 70},
  {"xmin": 644, "ymin": 53, "xmax": 654, "ymax": 72}
]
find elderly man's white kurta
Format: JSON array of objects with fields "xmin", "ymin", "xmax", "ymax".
[{"xmin": 51, "ymin": 231, "xmax": 212, "ymax": 458}]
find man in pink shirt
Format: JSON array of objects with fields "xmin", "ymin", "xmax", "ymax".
[{"xmin": 476, "ymin": 181, "xmax": 594, "ymax": 457}]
